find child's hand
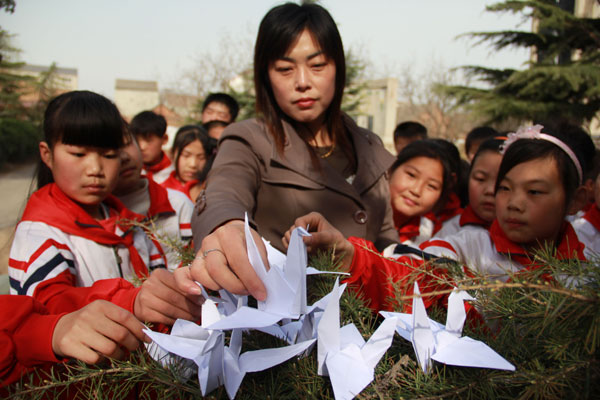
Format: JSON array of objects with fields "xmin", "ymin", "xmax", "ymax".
[
  {"xmin": 52, "ymin": 300, "xmax": 149, "ymax": 364},
  {"xmin": 282, "ymin": 212, "xmax": 354, "ymax": 271},
  {"xmin": 134, "ymin": 268, "xmax": 203, "ymax": 325}
]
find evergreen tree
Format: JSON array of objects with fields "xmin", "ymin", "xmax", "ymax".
[{"xmin": 441, "ymin": 0, "xmax": 600, "ymax": 127}]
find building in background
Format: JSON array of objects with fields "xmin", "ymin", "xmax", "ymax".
[
  {"xmin": 13, "ymin": 64, "xmax": 78, "ymax": 107},
  {"xmin": 114, "ymin": 79, "xmax": 159, "ymax": 121},
  {"xmin": 354, "ymin": 78, "xmax": 398, "ymax": 151}
]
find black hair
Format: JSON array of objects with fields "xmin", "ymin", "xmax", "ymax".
[
  {"xmin": 129, "ymin": 110, "xmax": 167, "ymax": 138},
  {"xmin": 495, "ymin": 124, "xmax": 594, "ymax": 206},
  {"xmin": 37, "ymin": 90, "xmax": 126, "ymax": 189},
  {"xmin": 254, "ymin": 2, "xmax": 355, "ymax": 172},
  {"xmin": 390, "ymin": 139, "xmax": 455, "ymax": 213},
  {"xmin": 393, "ymin": 121, "xmax": 427, "ymax": 141},
  {"xmin": 470, "ymin": 137, "xmax": 505, "ymax": 171},
  {"xmin": 465, "ymin": 126, "xmax": 499, "ymax": 156},
  {"xmin": 202, "ymin": 93, "xmax": 239, "ymax": 122},
  {"xmin": 172, "ymin": 125, "xmax": 215, "ymax": 183}
]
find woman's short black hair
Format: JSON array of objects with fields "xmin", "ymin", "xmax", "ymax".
[{"xmin": 390, "ymin": 139, "xmax": 455, "ymax": 213}]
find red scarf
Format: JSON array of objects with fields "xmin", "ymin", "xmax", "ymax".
[
  {"xmin": 459, "ymin": 204, "xmax": 490, "ymax": 228},
  {"xmin": 160, "ymin": 170, "xmax": 199, "ymax": 200},
  {"xmin": 489, "ymin": 220, "xmax": 586, "ymax": 270},
  {"xmin": 145, "ymin": 151, "xmax": 172, "ymax": 179},
  {"xmin": 21, "ymin": 184, "xmax": 150, "ymax": 278},
  {"xmin": 436, "ymin": 193, "xmax": 463, "ymax": 225},
  {"xmin": 146, "ymin": 177, "xmax": 175, "ymax": 218},
  {"xmin": 583, "ymin": 205, "xmax": 600, "ymax": 231}
]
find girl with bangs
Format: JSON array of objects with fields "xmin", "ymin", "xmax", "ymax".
[
  {"xmin": 436, "ymin": 137, "xmax": 506, "ymax": 238},
  {"xmin": 177, "ymin": 2, "xmax": 397, "ymax": 298},
  {"xmin": 7, "ymin": 91, "xmax": 202, "ymax": 370}
]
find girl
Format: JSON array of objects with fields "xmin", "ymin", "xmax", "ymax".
[
  {"xmin": 161, "ymin": 125, "xmax": 214, "ymax": 201},
  {"xmin": 114, "ymin": 130, "xmax": 194, "ymax": 271},
  {"xmin": 573, "ymin": 169, "xmax": 600, "ymax": 258},
  {"xmin": 183, "ymin": 125, "xmax": 593, "ymax": 314},
  {"xmin": 389, "ymin": 140, "xmax": 457, "ymax": 247},
  {"xmin": 8, "ymin": 91, "xmax": 201, "ymax": 325},
  {"xmin": 436, "ymin": 137, "xmax": 505, "ymax": 238},
  {"xmin": 177, "ymin": 2, "xmax": 398, "ymax": 301}
]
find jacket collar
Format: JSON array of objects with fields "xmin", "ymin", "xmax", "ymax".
[{"xmin": 269, "ymin": 114, "xmax": 394, "ymax": 202}]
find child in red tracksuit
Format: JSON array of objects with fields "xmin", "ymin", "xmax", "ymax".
[
  {"xmin": 8, "ymin": 91, "xmax": 202, "ymax": 325},
  {"xmin": 0, "ymin": 295, "xmax": 147, "ymax": 388}
]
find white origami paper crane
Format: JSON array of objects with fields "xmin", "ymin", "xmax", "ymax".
[
  {"xmin": 144, "ymin": 299, "xmax": 315, "ymax": 399},
  {"xmin": 380, "ymin": 282, "xmax": 515, "ymax": 374},
  {"xmin": 317, "ymin": 278, "xmax": 398, "ymax": 400}
]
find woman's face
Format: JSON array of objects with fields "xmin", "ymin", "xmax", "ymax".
[
  {"xmin": 177, "ymin": 140, "xmax": 206, "ymax": 183},
  {"xmin": 389, "ymin": 156, "xmax": 444, "ymax": 219},
  {"xmin": 268, "ymin": 28, "xmax": 336, "ymax": 132},
  {"xmin": 468, "ymin": 151, "xmax": 502, "ymax": 222}
]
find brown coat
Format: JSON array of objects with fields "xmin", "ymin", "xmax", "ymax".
[{"xmin": 192, "ymin": 115, "xmax": 398, "ymax": 252}]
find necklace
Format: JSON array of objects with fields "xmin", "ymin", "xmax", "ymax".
[{"xmin": 320, "ymin": 143, "xmax": 336, "ymax": 158}]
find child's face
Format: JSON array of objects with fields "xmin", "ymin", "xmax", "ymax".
[
  {"xmin": 202, "ymin": 102, "xmax": 232, "ymax": 124},
  {"xmin": 177, "ymin": 140, "xmax": 206, "ymax": 183},
  {"xmin": 41, "ymin": 142, "xmax": 121, "ymax": 213},
  {"xmin": 114, "ymin": 136, "xmax": 144, "ymax": 194},
  {"xmin": 468, "ymin": 151, "xmax": 502, "ymax": 222},
  {"xmin": 389, "ymin": 156, "xmax": 443, "ymax": 219},
  {"xmin": 495, "ymin": 157, "xmax": 566, "ymax": 249},
  {"xmin": 136, "ymin": 134, "xmax": 166, "ymax": 166}
]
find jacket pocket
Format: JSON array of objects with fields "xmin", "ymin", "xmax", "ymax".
[{"xmin": 261, "ymin": 166, "xmax": 325, "ymax": 190}]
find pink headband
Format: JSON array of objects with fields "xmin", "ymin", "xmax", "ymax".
[{"xmin": 499, "ymin": 124, "xmax": 583, "ymax": 184}]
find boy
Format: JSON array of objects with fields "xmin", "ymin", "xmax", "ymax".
[
  {"xmin": 393, "ymin": 121, "xmax": 427, "ymax": 154},
  {"xmin": 464, "ymin": 126, "xmax": 498, "ymax": 163},
  {"xmin": 201, "ymin": 92, "xmax": 239, "ymax": 124},
  {"xmin": 114, "ymin": 132, "xmax": 194, "ymax": 270},
  {"xmin": 130, "ymin": 111, "xmax": 173, "ymax": 184}
]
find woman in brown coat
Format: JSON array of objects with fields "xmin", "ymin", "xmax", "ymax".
[{"xmin": 177, "ymin": 2, "xmax": 397, "ymax": 300}]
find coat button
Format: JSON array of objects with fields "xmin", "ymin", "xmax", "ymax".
[
  {"xmin": 354, "ymin": 210, "xmax": 368, "ymax": 224},
  {"xmin": 195, "ymin": 190, "xmax": 207, "ymax": 215}
]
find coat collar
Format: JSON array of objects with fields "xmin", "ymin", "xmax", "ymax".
[
  {"xmin": 583, "ymin": 205, "xmax": 600, "ymax": 231},
  {"xmin": 269, "ymin": 114, "xmax": 394, "ymax": 202}
]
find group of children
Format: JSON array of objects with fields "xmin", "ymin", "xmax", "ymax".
[
  {"xmin": 0, "ymin": 90, "xmax": 239, "ymax": 387},
  {"xmin": 2, "ymin": 89, "xmax": 599, "ymax": 388}
]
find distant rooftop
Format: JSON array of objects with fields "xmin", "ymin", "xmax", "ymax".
[
  {"xmin": 19, "ymin": 64, "xmax": 77, "ymax": 76},
  {"xmin": 115, "ymin": 79, "xmax": 158, "ymax": 91}
]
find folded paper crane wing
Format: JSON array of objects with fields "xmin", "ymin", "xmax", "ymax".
[
  {"xmin": 380, "ymin": 283, "xmax": 515, "ymax": 374},
  {"xmin": 317, "ymin": 278, "xmax": 398, "ymax": 400}
]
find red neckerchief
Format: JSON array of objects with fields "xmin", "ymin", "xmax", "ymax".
[
  {"xmin": 436, "ymin": 193, "xmax": 463, "ymax": 223},
  {"xmin": 583, "ymin": 205, "xmax": 600, "ymax": 231},
  {"xmin": 161, "ymin": 170, "xmax": 198, "ymax": 200},
  {"xmin": 393, "ymin": 209, "xmax": 421, "ymax": 242},
  {"xmin": 459, "ymin": 204, "xmax": 490, "ymax": 228},
  {"xmin": 489, "ymin": 220, "xmax": 587, "ymax": 270},
  {"xmin": 145, "ymin": 151, "xmax": 172, "ymax": 180},
  {"xmin": 146, "ymin": 177, "xmax": 176, "ymax": 218},
  {"xmin": 21, "ymin": 184, "xmax": 150, "ymax": 278}
]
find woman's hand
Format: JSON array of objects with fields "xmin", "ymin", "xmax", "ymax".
[
  {"xmin": 52, "ymin": 300, "xmax": 149, "ymax": 364},
  {"xmin": 133, "ymin": 268, "xmax": 204, "ymax": 325},
  {"xmin": 174, "ymin": 220, "xmax": 268, "ymax": 301},
  {"xmin": 282, "ymin": 212, "xmax": 354, "ymax": 271}
]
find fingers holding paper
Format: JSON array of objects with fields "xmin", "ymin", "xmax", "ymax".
[{"xmin": 179, "ymin": 219, "xmax": 268, "ymax": 301}]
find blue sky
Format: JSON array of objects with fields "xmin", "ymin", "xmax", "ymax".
[{"xmin": 1, "ymin": 0, "xmax": 530, "ymax": 99}]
